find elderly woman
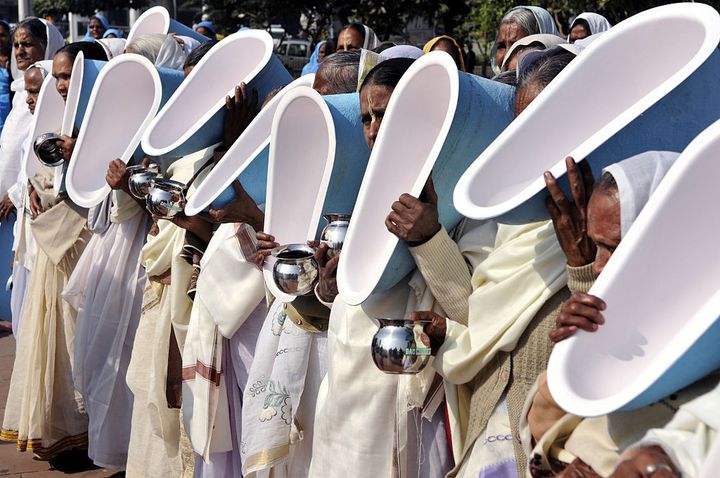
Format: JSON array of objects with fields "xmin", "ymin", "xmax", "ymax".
[
  {"xmin": 62, "ymin": 29, "xmax": 197, "ymax": 471},
  {"xmin": 336, "ymin": 22, "xmax": 379, "ymax": 51},
  {"xmin": 521, "ymin": 153, "xmax": 719, "ymax": 478},
  {"xmin": 0, "ymin": 42, "xmax": 107, "ymax": 465},
  {"xmin": 0, "ymin": 19, "xmax": 63, "ymax": 220},
  {"xmin": 424, "ymin": 34, "xmax": 466, "ymax": 71},
  {"xmin": 82, "ymin": 14, "xmax": 109, "ymax": 41},
  {"xmin": 122, "ymin": 42, "xmax": 246, "ymax": 478},
  {"xmin": 568, "ymin": 13, "xmax": 612, "ymax": 43},
  {"xmin": 304, "ymin": 57, "xmax": 453, "ymax": 478},
  {"xmin": 382, "ymin": 49, "xmax": 577, "ymax": 478},
  {"xmin": 492, "ymin": 6, "xmax": 561, "ymax": 74}
]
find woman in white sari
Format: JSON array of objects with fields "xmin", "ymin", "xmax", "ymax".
[
  {"xmin": 307, "ymin": 57, "xmax": 453, "ymax": 478},
  {"xmin": 2, "ymin": 18, "xmax": 64, "ymax": 334},
  {"xmin": 63, "ymin": 32, "xmax": 193, "ymax": 471},
  {"xmin": 0, "ymin": 42, "xmax": 107, "ymax": 461}
]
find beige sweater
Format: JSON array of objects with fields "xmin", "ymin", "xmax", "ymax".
[{"xmin": 410, "ymin": 226, "xmax": 595, "ymax": 478}]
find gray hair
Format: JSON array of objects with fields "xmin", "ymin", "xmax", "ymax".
[
  {"xmin": 501, "ymin": 8, "xmax": 540, "ymax": 36},
  {"xmin": 125, "ymin": 33, "xmax": 165, "ymax": 63},
  {"xmin": 517, "ymin": 50, "xmax": 574, "ymax": 92},
  {"xmin": 314, "ymin": 50, "xmax": 361, "ymax": 95}
]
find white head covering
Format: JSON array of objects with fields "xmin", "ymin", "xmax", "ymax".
[
  {"xmin": 11, "ymin": 18, "xmax": 66, "ymax": 85},
  {"xmin": 97, "ymin": 38, "xmax": 127, "ymax": 60},
  {"xmin": 512, "ymin": 6, "xmax": 561, "ymax": 36},
  {"xmin": 602, "ymin": 151, "xmax": 679, "ymax": 237},
  {"xmin": 380, "ymin": 45, "xmax": 423, "ymax": 60},
  {"xmin": 176, "ymin": 35, "xmax": 201, "ymax": 55},
  {"xmin": 570, "ymin": 12, "xmax": 612, "ymax": 39},
  {"xmin": 362, "ymin": 24, "xmax": 379, "ymax": 50},
  {"xmin": 155, "ymin": 34, "xmax": 189, "ymax": 70},
  {"xmin": 501, "ymin": 33, "xmax": 567, "ymax": 70}
]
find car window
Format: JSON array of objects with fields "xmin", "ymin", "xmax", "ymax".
[
  {"xmin": 288, "ymin": 44, "xmax": 308, "ymax": 57},
  {"xmin": 277, "ymin": 44, "xmax": 287, "ymax": 55}
]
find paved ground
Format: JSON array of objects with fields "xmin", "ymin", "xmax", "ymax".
[{"xmin": 0, "ymin": 327, "xmax": 116, "ymax": 477}]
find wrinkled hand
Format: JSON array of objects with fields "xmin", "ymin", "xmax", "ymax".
[
  {"xmin": 385, "ymin": 175, "xmax": 441, "ymax": 246},
  {"xmin": 550, "ymin": 292, "xmax": 606, "ymax": 342},
  {"xmin": 208, "ymin": 181, "xmax": 264, "ymax": 229},
  {"xmin": 57, "ymin": 135, "xmax": 76, "ymax": 163},
  {"xmin": 222, "ymin": 82, "xmax": 259, "ymax": 150},
  {"xmin": 610, "ymin": 446, "xmax": 679, "ymax": 478},
  {"xmin": 545, "ymin": 157, "xmax": 596, "ymax": 267},
  {"xmin": 106, "ymin": 159, "xmax": 130, "ymax": 192},
  {"xmin": 0, "ymin": 194, "xmax": 14, "ymax": 222},
  {"xmin": 253, "ymin": 231, "xmax": 278, "ymax": 267},
  {"xmin": 410, "ymin": 310, "xmax": 446, "ymax": 354},
  {"xmin": 29, "ymin": 187, "xmax": 43, "ymax": 218},
  {"xmin": 556, "ymin": 459, "xmax": 603, "ymax": 478},
  {"xmin": 166, "ymin": 211, "xmax": 212, "ymax": 243},
  {"xmin": 313, "ymin": 242, "xmax": 339, "ymax": 303}
]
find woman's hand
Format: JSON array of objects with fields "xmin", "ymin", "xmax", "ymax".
[
  {"xmin": 545, "ymin": 157, "xmax": 596, "ymax": 267},
  {"xmin": 0, "ymin": 194, "xmax": 14, "ymax": 221},
  {"xmin": 222, "ymin": 82, "xmax": 259, "ymax": 151},
  {"xmin": 385, "ymin": 175, "xmax": 441, "ymax": 246},
  {"xmin": 208, "ymin": 181, "xmax": 264, "ymax": 230},
  {"xmin": 167, "ymin": 212, "xmax": 212, "ymax": 243},
  {"xmin": 410, "ymin": 310, "xmax": 446, "ymax": 354},
  {"xmin": 313, "ymin": 242, "xmax": 339, "ymax": 303},
  {"xmin": 549, "ymin": 292, "xmax": 606, "ymax": 342},
  {"xmin": 610, "ymin": 446, "xmax": 679, "ymax": 478},
  {"xmin": 252, "ymin": 231, "xmax": 278, "ymax": 267},
  {"xmin": 106, "ymin": 159, "xmax": 130, "ymax": 192},
  {"xmin": 58, "ymin": 135, "xmax": 76, "ymax": 163},
  {"xmin": 29, "ymin": 187, "xmax": 43, "ymax": 218}
]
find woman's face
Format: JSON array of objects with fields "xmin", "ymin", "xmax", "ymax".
[
  {"xmin": 14, "ymin": 27, "xmax": 45, "ymax": 71},
  {"xmin": 360, "ymin": 83, "xmax": 393, "ymax": 150},
  {"xmin": 495, "ymin": 21, "xmax": 528, "ymax": 68},
  {"xmin": 569, "ymin": 23, "xmax": 589, "ymax": 43},
  {"xmin": 24, "ymin": 67, "xmax": 44, "ymax": 114},
  {"xmin": 338, "ymin": 28, "xmax": 363, "ymax": 51},
  {"xmin": 105, "ymin": 32, "xmax": 117, "ymax": 39},
  {"xmin": 587, "ymin": 188, "xmax": 621, "ymax": 277},
  {"xmin": 195, "ymin": 26, "xmax": 214, "ymax": 38},
  {"xmin": 89, "ymin": 18, "xmax": 106, "ymax": 40},
  {"xmin": 317, "ymin": 43, "xmax": 329, "ymax": 62},
  {"xmin": 52, "ymin": 52, "xmax": 74, "ymax": 102}
]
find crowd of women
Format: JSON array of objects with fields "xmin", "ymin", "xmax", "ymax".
[{"xmin": 0, "ymin": 4, "xmax": 716, "ymax": 478}]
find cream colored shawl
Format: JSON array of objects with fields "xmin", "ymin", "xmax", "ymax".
[
  {"xmin": 141, "ymin": 144, "xmax": 219, "ymax": 348},
  {"xmin": 182, "ymin": 222, "xmax": 266, "ymax": 460},
  {"xmin": 434, "ymin": 220, "xmax": 567, "ymax": 385}
]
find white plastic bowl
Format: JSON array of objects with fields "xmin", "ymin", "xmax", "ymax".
[
  {"xmin": 454, "ymin": 3, "xmax": 720, "ymax": 221},
  {"xmin": 262, "ymin": 86, "xmax": 335, "ymax": 302},
  {"xmin": 65, "ymin": 56, "xmax": 179, "ymax": 208},
  {"xmin": 548, "ymin": 118, "xmax": 720, "ymax": 417},
  {"xmin": 126, "ymin": 6, "xmax": 207, "ymax": 45},
  {"xmin": 25, "ymin": 75, "xmax": 64, "ymax": 180},
  {"xmin": 141, "ymin": 30, "xmax": 291, "ymax": 158},
  {"xmin": 184, "ymin": 73, "xmax": 315, "ymax": 216}
]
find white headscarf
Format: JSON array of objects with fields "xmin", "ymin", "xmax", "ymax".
[
  {"xmin": 603, "ymin": 151, "xmax": 679, "ymax": 237},
  {"xmin": 512, "ymin": 6, "xmax": 561, "ymax": 36},
  {"xmin": 570, "ymin": 12, "xmax": 612, "ymax": 39},
  {"xmin": 362, "ymin": 24, "xmax": 379, "ymax": 50},
  {"xmin": 97, "ymin": 38, "xmax": 127, "ymax": 60},
  {"xmin": 155, "ymin": 34, "xmax": 189, "ymax": 70},
  {"xmin": 10, "ymin": 18, "xmax": 65, "ymax": 86},
  {"xmin": 176, "ymin": 35, "xmax": 201, "ymax": 55}
]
